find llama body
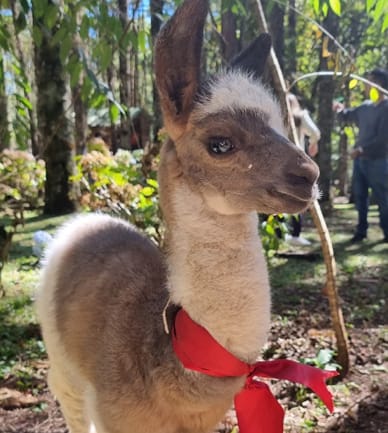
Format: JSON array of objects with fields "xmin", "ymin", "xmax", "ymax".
[{"xmin": 37, "ymin": 1, "xmax": 319, "ymax": 432}]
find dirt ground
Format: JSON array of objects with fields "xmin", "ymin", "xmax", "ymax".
[{"xmin": 0, "ymin": 319, "xmax": 386, "ymax": 433}]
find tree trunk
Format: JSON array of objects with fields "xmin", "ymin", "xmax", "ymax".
[
  {"xmin": 285, "ymin": 0, "xmax": 297, "ymax": 77},
  {"xmin": 70, "ymin": 7, "xmax": 87, "ymax": 156},
  {"xmin": 221, "ymin": 2, "xmax": 239, "ymax": 62},
  {"xmin": 0, "ymin": 55, "xmax": 10, "ymax": 151},
  {"xmin": 107, "ymin": 64, "xmax": 118, "ymax": 153},
  {"xmin": 316, "ymin": 11, "xmax": 339, "ymax": 207},
  {"xmin": 10, "ymin": 0, "xmax": 39, "ymax": 156},
  {"xmin": 72, "ymin": 83, "xmax": 87, "ymax": 155},
  {"xmin": 33, "ymin": 7, "xmax": 76, "ymax": 214},
  {"xmin": 254, "ymin": 0, "xmax": 349, "ymax": 378},
  {"xmin": 267, "ymin": 2, "xmax": 285, "ymax": 72},
  {"xmin": 150, "ymin": 0, "xmax": 164, "ymax": 142},
  {"xmin": 118, "ymin": 0, "xmax": 131, "ymax": 138},
  {"xmin": 337, "ymin": 84, "xmax": 350, "ymax": 197}
]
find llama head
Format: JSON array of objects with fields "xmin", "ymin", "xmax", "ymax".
[{"xmin": 155, "ymin": 0, "xmax": 319, "ymax": 215}]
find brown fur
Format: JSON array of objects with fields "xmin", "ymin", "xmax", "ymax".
[{"xmin": 36, "ymin": 1, "xmax": 319, "ymax": 433}]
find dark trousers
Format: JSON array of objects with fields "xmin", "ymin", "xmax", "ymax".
[
  {"xmin": 353, "ymin": 158, "xmax": 388, "ymax": 238},
  {"xmin": 290, "ymin": 215, "xmax": 302, "ymax": 237}
]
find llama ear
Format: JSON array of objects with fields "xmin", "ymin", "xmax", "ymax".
[
  {"xmin": 155, "ymin": 0, "xmax": 208, "ymax": 141},
  {"xmin": 230, "ymin": 33, "xmax": 272, "ymax": 79}
]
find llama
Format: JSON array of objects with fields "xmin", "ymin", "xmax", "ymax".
[{"xmin": 36, "ymin": 1, "xmax": 321, "ymax": 432}]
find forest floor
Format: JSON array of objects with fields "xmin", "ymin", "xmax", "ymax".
[{"xmin": 0, "ymin": 203, "xmax": 387, "ymax": 433}]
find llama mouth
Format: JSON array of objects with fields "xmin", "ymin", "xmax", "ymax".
[{"xmin": 269, "ymin": 187, "xmax": 316, "ymax": 209}]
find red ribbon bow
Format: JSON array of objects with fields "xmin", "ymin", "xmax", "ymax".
[{"xmin": 172, "ymin": 309, "xmax": 338, "ymax": 433}]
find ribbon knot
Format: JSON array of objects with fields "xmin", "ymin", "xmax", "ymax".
[{"xmin": 172, "ymin": 309, "xmax": 338, "ymax": 433}]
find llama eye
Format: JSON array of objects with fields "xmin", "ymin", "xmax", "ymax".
[{"xmin": 208, "ymin": 137, "xmax": 234, "ymax": 155}]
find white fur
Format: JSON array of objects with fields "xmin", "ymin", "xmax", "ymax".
[
  {"xmin": 194, "ymin": 71, "xmax": 285, "ymax": 135},
  {"xmin": 167, "ymin": 184, "xmax": 271, "ymax": 363}
]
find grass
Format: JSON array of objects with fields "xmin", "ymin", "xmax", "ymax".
[
  {"xmin": 269, "ymin": 203, "xmax": 387, "ymax": 327},
  {"xmin": 0, "ymin": 212, "xmax": 69, "ymax": 383}
]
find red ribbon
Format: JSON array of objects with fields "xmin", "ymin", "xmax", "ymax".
[{"xmin": 172, "ymin": 309, "xmax": 338, "ymax": 433}]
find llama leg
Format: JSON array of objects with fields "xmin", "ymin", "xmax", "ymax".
[{"xmin": 48, "ymin": 367, "xmax": 90, "ymax": 433}]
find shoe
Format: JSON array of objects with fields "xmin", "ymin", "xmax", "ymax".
[
  {"xmin": 285, "ymin": 234, "xmax": 311, "ymax": 246},
  {"xmin": 350, "ymin": 233, "xmax": 366, "ymax": 243}
]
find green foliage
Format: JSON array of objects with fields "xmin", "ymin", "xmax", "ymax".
[
  {"xmin": 302, "ymin": 348, "xmax": 341, "ymax": 371},
  {"xmin": 260, "ymin": 214, "xmax": 289, "ymax": 254},
  {"xmin": 71, "ymin": 149, "xmax": 161, "ymax": 243},
  {"xmin": 0, "ymin": 150, "xmax": 45, "ymax": 212}
]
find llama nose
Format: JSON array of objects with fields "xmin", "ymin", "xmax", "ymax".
[{"xmin": 287, "ymin": 159, "xmax": 320, "ymax": 186}]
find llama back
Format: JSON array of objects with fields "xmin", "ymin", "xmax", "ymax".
[{"xmin": 36, "ymin": 213, "xmax": 169, "ymax": 383}]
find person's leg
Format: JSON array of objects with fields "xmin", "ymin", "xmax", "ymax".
[
  {"xmin": 368, "ymin": 159, "xmax": 388, "ymax": 240},
  {"xmin": 352, "ymin": 158, "xmax": 369, "ymax": 239},
  {"xmin": 290, "ymin": 215, "xmax": 301, "ymax": 237},
  {"xmin": 286, "ymin": 214, "xmax": 311, "ymax": 245}
]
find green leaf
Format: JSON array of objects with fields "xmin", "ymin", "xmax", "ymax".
[
  {"xmin": 100, "ymin": 42, "xmax": 113, "ymax": 72},
  {"xmin": 81, "ymin": 77, "xmax": 93, "ymax": 101},
  {"xmin": 32, "ymin": 0, "xmax": 48, "ymax": 19},
  {"xmin": 265, "ymin": 224, "xmax": 275, "ymax": 236},
  {"xmin": 15, "ymin": 95, "xmax": 33, "ymax": 110},
  {"xmin": 137, "ymin": 30, "xmax": 148, "ymax": 54},
  {"xmin": 69, "ymin": 62, "xmax": 83, "ymax": 88},
  {"xmin": 329, "ymin": 0, "xmax": 341, "ymax": 15},
  {"xmin": 51, "ymin": 26, "xmax": 68, "ymax": 46},
  {"xmin": 322, "ymin": 2, "xmax": 329, "ymax": 17},
  {"xmin": 369, "ymin": 87, "xmax": 380, "ymax": 102},
  {"xmin": 146, "ymin": 179, "xmax": 158, "ymax": 188},
  {"xmin": 59, "ymin": 35, "xmax": 73, "ymax": 63},
  {"xmin": 90, "ymin": 92, "xmax": 106, "ymax": 109},
  {"xmin": 110, "ymin": 172, "xmax": 126, "ymax": 186},
  {"xmin": 109, "ymin": 104, "xmax": 120, "ymax": 124},
  {"xmin": 382, "ymin": 13, "xmax": 388, "ymax": 32},
  {"xmin": 372, "ymin": 0, "xmax": 385, "ymax": 22},
  {"xmin": 141, "ymin": 186, "xmax": 155, "ymax": 197},
  {"xmin": 348, "ymin": 79, "xmax": 358, "ymax": 89},
  {"xmin": 44, "ymin": 4, "xmax": 59, "ymax": 30},
  {"xmin": 366, "ymin": 0, "xmax": 376, "ymax": 13},
  {"xmin": 312, "ymin": 0, "xmax": 320, "ymax": 15},
  {"xmin": 80, "ymin": 15, "xmax": 90, "ymax": 40}
]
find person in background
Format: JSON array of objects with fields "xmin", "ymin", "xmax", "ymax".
[
  {"xmin": 334, "ymin": 68, "xmax": 388, "ymax": 243},
  {"xmin": 286, "ymin": 92, "xmax": 321, "ymax": 246}
]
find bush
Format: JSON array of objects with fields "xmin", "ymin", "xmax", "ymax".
[
  {"xmin": 0, "ymin": 150, "xmax": 45, "ymax": 214},
  {"xmin": 71, "ymin": 149, "xmax": 161, "ymax": 243},
  {"xmin": 260, "ymin": 214, "xmax": 290, "ymax": 254}
]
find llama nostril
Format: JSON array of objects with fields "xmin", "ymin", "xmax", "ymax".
[{"xmin": 287, "ymin": 161, "xmax": 319, "ymax": 186}]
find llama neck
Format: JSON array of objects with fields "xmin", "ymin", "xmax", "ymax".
[{"xmin": 164, "ymin": 183, "xmax": 271, "ymax": 363}]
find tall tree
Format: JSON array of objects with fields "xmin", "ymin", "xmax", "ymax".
[
  {"xmin": 10, "ymin": 0, "xmax": 39, "ymax": 156},
  {"xmin": 221, "ymin": 0, "xmax": 239, "ymax": 62},
  {"xmin": 69, "ymin": 5, "xmax": 87, "ymax": 156},
  {"xmin": 0, "ymin": 54, "xmax": 9, "ymax": 151},
  {"xmin": 118, "ymin": 0, "xmax": 131, "ymax": 139},
  {"xmin": 33, "ymin": 1, "xmax": 75, "ymax": 214},
  {"xmin": 267, "ymin": 2, "xmax": 285, "ymax": 71},
  {"xmin": 150, "ymin": 0, "xmax": 164, "ymax": 141},
  {"xmin": 285, "ymin": 0, "xmax": 297, "ymax": 77},
  {"xmin": 316, "ymin": 10, "xmax": 340, "ymax": 206}
]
